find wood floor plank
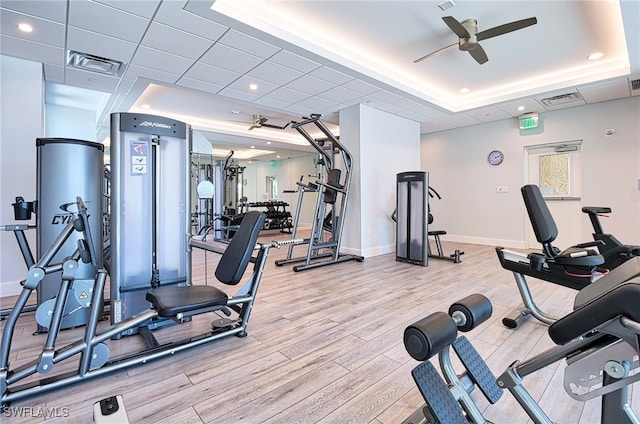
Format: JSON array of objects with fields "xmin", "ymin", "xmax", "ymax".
[{"xmin": 1, "ymin": 240, "xmax": 638, "ymax": 423}]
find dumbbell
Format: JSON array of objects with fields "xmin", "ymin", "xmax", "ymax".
[{"xmin": 404, "ymin": 294, "xmax": 492, "ymax": 361}]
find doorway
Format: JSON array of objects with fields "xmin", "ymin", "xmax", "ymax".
[{"xmin": 524, "ymin": 140, "xmax": 583, "ymax": 249}]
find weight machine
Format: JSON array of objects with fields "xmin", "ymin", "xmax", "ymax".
[
  {"xmin": 0, "ymin": 197, "xmax": 276, "ymax": 406},
  {"xmin": 402, "ymin": 283, "xmax": 640, "ymax": 424},
  {"xmin": 275, "ymin": 114, "xmax": 363, "ymax": 272}
]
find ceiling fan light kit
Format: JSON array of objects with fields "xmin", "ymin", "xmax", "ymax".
[{"xmin": 415, "ymin": 15, "xmax": 538, "ymax": 65}]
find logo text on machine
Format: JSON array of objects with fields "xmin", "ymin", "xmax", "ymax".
[{"xmin": 139, "ymin": 121, "xmax": 171, "ymax": 129}]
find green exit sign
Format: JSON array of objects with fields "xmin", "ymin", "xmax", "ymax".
[{"xmin": 519, "ymin": 113, "xmax": 539, "ymax": 129}]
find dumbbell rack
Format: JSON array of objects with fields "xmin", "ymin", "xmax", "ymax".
[{"xmin": 241, "ymin": 201, "xmax": 292, "ymax": 233}]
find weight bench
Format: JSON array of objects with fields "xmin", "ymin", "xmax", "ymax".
[
  {"xmin": 497, "ymin": 184, "xmax": 640, "ymax": 329},
  {"xmin": 428, "ymin": 229, "xmax": 463, "ymax": 263},
  {"xmin": 1, "ymin": 201, "xmax": 271, "ymax": 406},
  {"xmin": 403, "ymin": 276, "xmax": 640, "ymax": 424}
]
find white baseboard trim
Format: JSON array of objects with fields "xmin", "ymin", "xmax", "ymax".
[
  {"xmin": 341, "ymin": 243, "xmax": 395, "ymax": 258},
  {"xmin": 1, "ymin": 280, "xmax": 23, "ymax": 297},
  {"xmin": 434, "ymin": 234, "xmax": 525, "ymax": 250}
]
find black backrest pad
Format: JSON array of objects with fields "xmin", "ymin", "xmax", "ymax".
[
  {"xmin": 215, "ymin": 211, "xmax": 266, "ymax": 285},
  {"xmin": 521, "ymin": 184, "xmax": 558, "ymax": 244},
  {"xmin": 548, "ymin": 279, "xmax": 640, "ymax": 345},
  {"xmin": 323, "ymin": 168, "xmax": 341, "ymax": 204}
]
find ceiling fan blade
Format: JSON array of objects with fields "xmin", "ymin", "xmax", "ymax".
[
  {"xmin": 442, "ymin": 16, "xmax": 470, "ymax": 38},
  {"xmin": 414, "ymin": 43, "xmax": 457, "ymax": 63},
  {"xmin": 469, "ymin": 45, "xmax": 488, "ymax": 64},
  {"xmin": 476, "ymin": 17, "xmax": 537, "ymax": 41}
]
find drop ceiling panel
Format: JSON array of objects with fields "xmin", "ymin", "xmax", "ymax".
[
  {"xmin": 200, "ymin": 43, "xmax": 264, "ymax": 74},
  {"xmin": 218, "ymin": 29, "xmax": 280, "ymax": 59},
  {"xmin": 495, "ymin": 98, "xmax": 546, "ymax": 117},
  {"xmin": 68, "ymin": 0, "xmax": 149, "ymax": 43},
  {"xmin": 342, "ymin": 79, "xmax": 381, "ymax": 95},
  {"xmin": 578, "ymin": 78, "xmax": 631, "ymax": 104},
  {"xmin": 368, "ymin": 89, "xmax": 405, "ymax": 104},
  {"xmin": 254, "ymin": 96, "xmax": 291, "ymax": 110},
  {"xmin": 464, "ymin": 106, "xmax": 512, "ymax": 123},
  {"xmin": 262, "ymin": 87, "xmax": 312, "ymax": 104},
  {"xmin": 226, "ymin": 75, "xmax": 278, "ymax": 96},
  {"xmin": 285, "ymin": 74, "xmax": 336, "ymax": 96},
  {"xmin": 270, "ymin": 50, "xmax": 322, "ymax": 73},
  {"xmin": 123, "ymin": 64, "xmax": 180, "ymax": 85},
  {"xmin": 92, "ymin": 0, "xmax": 161, "ymax": 19},
  {"xmin": 43, "ymin": 63, "xmax": 64, "ymax": 83},
  {"xmin": 0, "ymin": 1, "xmax": 67, "ymax": 23},
  {"xmin": 65, "ymin": 67, "xmax": 120, "ymax": 92},
  {"xmin": 316, "ymin": 86, "xmax": 362, "ymax": 104},
  {"xmin": 442, "ymin": 114, "xmax": 482, "ymax": 127},
  {"xmin": 183, "ymin": 62, "xmax": 240, "ymax": 86},
  {"xmin": 154, "ymin": 1, "xmax": 228, "ymax": 41},
  {"xmin": 141, "ymin": 22, "xmax": 213, "ymax": 60},
  {"xmin": 67, "ymin": 27, "xmax": 137, "ymax": 64},
  {"xmin": 115, "ymin": 79, "xmax": 134, "ymax": 95},
  {"xmin": 217, "ymin": 86, "xmax": 261, "ymax": 102},
  {"xmin": 0, "ymin": 35, "xmax": 63, "ymax": 65},
  {"xmin": 0, "ymin": 9, "xmax": 65, "ymax": 47},
  {"xmin": 294, "ymin": 96, "xmax": 335, "ymax": 111},
  {"xmin": 309, "ymin": 66, "xmax": 354, "ymax": 85},
  {"xmin": 177, "ymin": 77, "xmax": 224, "ymax": 95},
  {"xmin": 247, "ymin": 61, "xmax": 303, "ymax": 86},
  {"xmin": 131, "ymin": 46, "xmax": 194, "ymax": 76}
]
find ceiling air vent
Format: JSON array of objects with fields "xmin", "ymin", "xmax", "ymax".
[
  {"xmin": 539, "ymin": 92, "xmax": 584, "ymax": 107},
  {"xmin": 67, "ymin": 50, "xmax": 124, "ymax": 77}
]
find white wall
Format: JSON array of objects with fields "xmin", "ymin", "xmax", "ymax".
[
  {"xmin": 45, "ymin": 104, "xmax": 96, "ymax": 141},
  {"xmin": 421, "ymin": 96, "xmax": 640, "ymax": 248},
  {"xmin": 0, "ymin": 55, "xmax": 44, "ymax": 295},
  {"xmin": 341, "ymin": 104, "xmax": 421, "ymax": 257}
]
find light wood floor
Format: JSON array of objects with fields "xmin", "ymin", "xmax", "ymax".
[{"xmin": 1, "ymin": 234, "xmax": 637, "ymax": 423}]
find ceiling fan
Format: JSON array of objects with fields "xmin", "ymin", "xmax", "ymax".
[
  {"xmin": 414, "ymin": 16, "xmax": 537, "ymax": 65},
  {"xmin": 247, "ymin": 114, "xmax": 290, "ymax": 131}
]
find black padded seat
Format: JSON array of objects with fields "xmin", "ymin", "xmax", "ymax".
[
  {"xmin": 548, "ymin": 278, "xmax": 640, "ymax": 345},
  {"xmin": 428, "ymin": 230, "xmax": 447, "ymax": 236},
  {"xmin": 146, "ymin": 285, "xmax": 228, "ymax": 318},
  {"xmin": 146, "ymin": 211, "xmax": 265, "ymax": 318}
]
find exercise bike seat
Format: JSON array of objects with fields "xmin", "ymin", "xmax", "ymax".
[{"xmin": 548, "ymin": 277, "xmax": 640, "ymax": 345}]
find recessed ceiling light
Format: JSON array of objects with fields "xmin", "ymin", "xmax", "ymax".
[
  {"xmin": 517, "ymin": 105, "xmax": 525, "ymax": 111},
  {"xmin": 277, "ymin": 155, "xmax": 281, "ymax": 158},
  {"xmin": 248, "ymin": 161, "xmax": 252, "ymax": 164},
  {"xmin": 459, "ymin": 87, "xmax": 471, "ymax": 94},
  {"xmin": 141, "ymin": 104, "xmax": 151, "ymax": 109},
  {"xmin": 232, "ymin": 109, "xmax": 241, "ymax": 114},
  {"xmin": 266, "ymin": 141, "xmax": 272, "ymax": 144},
  {"xmin": 250, "ymin": 145, "xmax": 255, "ymax": 149},
  {"xmin": 587, "ymin": 52, "xmax": 604, "ymax": 60},
  {"xmin": 17, "ymin": 23, "xmax": 33, "ymax": 33},
  {"xmin": 249, "ymin": 83, "xmax": 258, "ymax": 91}
]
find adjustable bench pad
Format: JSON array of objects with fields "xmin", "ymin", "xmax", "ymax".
[
  {"xmin": 146, "ymin": 285, "xmax": 228, "ymax": 318},
  {"xmin": 549, "ymin": 278, "xmax": 640, "ymax": 345}
]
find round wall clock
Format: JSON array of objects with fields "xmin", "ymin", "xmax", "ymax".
[{"xmin": 488, "ymin": 150, "xmax": 504, "ymax": 165}]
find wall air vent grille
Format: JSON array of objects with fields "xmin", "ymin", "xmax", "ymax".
[
  {"xmin": 539, "ymin": 92, "xmax": 584, "ymax": 107},
  {"xmin": 630, "ymin": 78, "xmax": 640, "ymax": 96},
  {"xmin": 67, "ymin": 50, "xmax": 124, "ymax": 77}
]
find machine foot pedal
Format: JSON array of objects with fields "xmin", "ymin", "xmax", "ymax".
[
  {"xmin": 411, "ymin": 361, "xmax": 467, "ymax": 424},
  {"xmin": 452, "ymin": 336, "xmax": 502, "ymax": 404}
]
